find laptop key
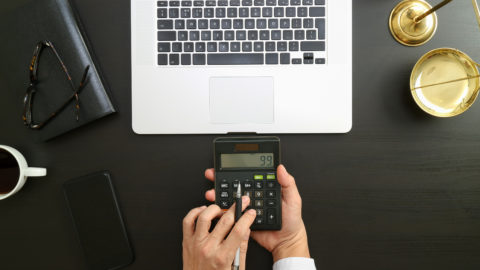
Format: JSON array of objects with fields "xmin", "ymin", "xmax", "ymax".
[
  {"xmin": 266, "ymin": 0, "xmax": 276, "ymax": 5},
  {"xmin": 271, "ymin": 30, "xmax": 281, "ymax": 40},
  {"xmin": 187, "ymin": 20, "xmax": 197, "ymax": 29},
  {"xmin": 283, "ymin": 30, "xmax": 293, "ymax": 40},
  {"xmin": 207, "ymin": 42, "xmax": 217, "ymax": 52},
  {"xmin": 208, "ymin": 54, "xmax": 264, "ymax": 65},
  {"xmin": 205, "ymin": 8, "xmax": 214, "ymax": 17},
  {"xmin": 158, "ymin": 42, "xmax": 171, "ymax": 52},
  {"xmin": 222, "ymin": 19, "xmax": 232, "ymax": 29},
  {"xmin": 169, "ymin": 8, "xmax": 179, "ymax": 18},
  {"xmin": 201, "ymin": 31, "xmax": 212, "ymax": 40},
  {"xmin": 239, "ymin": 8, "xmax": 249, "ymax": 17},
  {"xmin": 193, "ymin": 8, "xmax": 203, "ymax": 18},
  {"xmin": 182, "ymin": 1, "xmax": 192, "ymax": 6},
  {"xmin": 303, "ymin": 52, "xmax": 314, "ymax": 64},
  {"xmin": 225, "ymin": 31, "xmax": 235, "ymax": 40},
  {"xmin": 236, "ymin": 30, "xmax": 247, "ymax": 40},
  {"xmin": 194, "ymin": 0, "xmax": 204, "ymax": 6},
  {"xmin": 279, "ymin": 0, "xmax": 288, "ymax": 5},
  {"xmin": 227, "ymin": 8, "xmax": 237, "ymax": 17},
  {"xmin": 280, "ymin": 53, "xmax": 290, "ymax": 64},
  {"xmin": 257, "ymin": 19, "xmax": 267, "ymax": 29},
  {"xmin": 274, "ymin": 7, "xmax": 284, "ymax": 17},
  {"xmin": 268, "ymin": 19, "xmax": 279, "ymax": 29},
  {"xmin": 189, "ymin": 31, "xmax": 200, "ymax": 40},
  {"xmin": 254, "ymin": 42, "xmax": 264, "ymax": 51},
  {"xmin": 157, "ymin": 31, "xmax": 176, "ymax": 41},
  {"xmin": 286, "ymin": 7, "xmax": 295, "ymax": 17},
  {"xmin": 292, "ymin": 58, "xmax": 301, "ymax": 64},
  {"xmin": 303, "ymin": 18, "xmax": 313, "ymax": 28},
  {"xmin": 265, "ymin": 41, "xmax": 275, "ymax": 51},
  {"xmin": 294, "ymin": 30, "xmax": 305, "ymax": 40},
  {"xmin": 254, "ymin": 0, "xmax": 265, "ymax": 6},
  {"xmin": 178, "ymin": 31, "xmax": 188, "ymax": 40},
  {"xmin": 252, "ymin": 8, "xmax": 261, "ymax": 17},
  {"xmin": 280, "ymin": 18, "xmax": 290, "ymax": 28},
  {"xmin": 195, "ymin": 42, "xmax": 206, "ymax": 52},
  {"xmin": 309, "ymin": 7, "xmax": 325, "ymax": 17},
  {"xmin": 266, "ymin": 53, "xmax": 278, "ymax": 64},
  {"xmin": 206, "ymin": 0, "xmax": 216, "ymax": 6},
  {"xmin": 315, "ymin": 58, "xmax": 325, "ymax": 64},
  {"xmin": 290, "ymin": 0, "xmax": 300, "ymax": 5},
  {"xmin": 306, "ymin": 30, "xmax": 316, "ymax": 40},
  {"xmin": 184, "ymin": 42, "xmax": 194, "ymax": 52},
  {"xmin": 158, "ymin": 20, "xmax": 173, "ymax": 29},
  {"xmin": 315, "ymin": 18, "xmax": 325, "ymax": 39},
  {"xmin": 158, "ymin": 1, "xmax": 168, "ymax": 6},
  {"xmin": 289, "ymin": 41, "xmax": 299, "ymax": 51},
  {"xmin": 213, "ymin": 31, "xmax": 223, "ymax": 40},
  {"xmin": 233, "ymin": 19, "xmax": 243, "ymax": 29},
  {"xmin": 158, "ymin": 54, "xmax": 168, "ymax": 65},
  {"xmin": 230, "ymin": 42, "xmax": 241, "ymax": 51},
  {"xmin": 277, "ymin": 41, "xmax": 287, "ymax": 51},
  {"xmin": 157, "ymin": 8, "xmax": 168, "ymax": 18},
  {"xmin": 248, "ymin": 30, "xmax": 258, "ymax": 40},
  {"xmin": 210, "ymin": 20, "xmax": 220, "ymax": 30},
  {"xmin": 230, "ymin": 0, "xmax": 241, "ymax": 6},
  {"xmin": 298, "ymin": 7, "xmax": 308, "ymax": 17},
  {"xmin": 170, "ymin": 1, "xmax": 180, "ymax": 6},
  {"xmin": 260, "ymin": 30, "xmax": 269, "ymax": 40},
  {"xmin": 170, "ymin": 54, "xmax": 179, "ymax": 65},
  {"xmin": 242, "ymin": 42, "xmax": 252, "ymax": 52},
  {"xmin": 300, "ymin": 41, "xmax": 325, "ymax": 51},
  {"xmin": 198, "ymin": 19, "xmax": 208, "ymax": 29},
  {"xmin": 219, "ymin": 42, "xmax": 229, "ymax": 52},
  {"xmin": 245, "ymin": 19, "xmax": 255, "ymax": 29},
  {"xmin": 315, "ymin": 0, "xmax": 325, "ymax": 4},
  {"xmin": 193, "ymin": 54, "xmax": 206, "ymax": 65},
  {"xmin": 216, "ymin": 8, "xmax": 226, "ymax": 18},
  {"xmin": 172, "ymin": 42, "xmax": 182, "ymax": 52},
  {"xmin": 181, "ymin": 8, "xmax": 191, "ymax": 18},
  {"xmin": 262, "ymin": 7, "xmax": 273, "ymax": 17},
  {"xmin": 242, "ymin": 0, "xmax": 253, "ymax": 5},
  {"xmin": 292, "ymin": 18, "xmax": 301, "ymax": 28},
  {"xmin": 175, "ymin": 20, "xmax": 185, "ymax": 29},
  {"xmin": 218, "ymin": 0, "xmax": 229, "ymax": 6}
]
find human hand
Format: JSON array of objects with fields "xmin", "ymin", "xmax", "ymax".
[
  {"xmin": 182, "ymin": 196, "xmax": 257, "ymax": 270},
  {"xmin": 204, "ymin": 165, "xmax": 310, "ymax": 262}
]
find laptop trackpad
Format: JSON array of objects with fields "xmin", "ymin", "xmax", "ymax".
[{"xmin": 209, "ymin": 77, "xmax": 274, "ymax": 124}]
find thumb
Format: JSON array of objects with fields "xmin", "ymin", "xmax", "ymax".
[
  {"xmin": 277, "ymin": 165, "xmax": 301, "ymax": 205},
  {"xmin": 240, "ymin": 229, "xmax": 250, "ymax": 270}
]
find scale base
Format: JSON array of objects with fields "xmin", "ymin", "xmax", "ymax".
[{"xmin": 389, "ymin": 0, "xmax": 437, "ymax": 47}]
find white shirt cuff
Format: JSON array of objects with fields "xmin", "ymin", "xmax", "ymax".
[{"xmin": 272, "ymin": 257, "xmax": 317, "ymax": 270}]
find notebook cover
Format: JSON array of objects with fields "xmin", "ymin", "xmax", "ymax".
[{"xmin": 0, "ymin": 0, "xmax": 116, "ymax": 141}]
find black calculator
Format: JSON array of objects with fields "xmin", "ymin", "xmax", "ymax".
[{"xmin": 214, "ymin": 137, "xmax": 281, "ymax": 230}]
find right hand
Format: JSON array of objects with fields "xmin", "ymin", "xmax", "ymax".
[{"xmin": 204, "ymin": 165, "xmax": 311, "ymax": 262}]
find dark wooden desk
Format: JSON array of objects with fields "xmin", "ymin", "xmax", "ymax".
[{"xmin": 1, "ymin": 0, "xmax": 480, "ymax": 269}]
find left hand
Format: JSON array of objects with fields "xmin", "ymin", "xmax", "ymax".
[{"xmin": 182, "ymin": 196, "xmax": 257, "ymax": 270}]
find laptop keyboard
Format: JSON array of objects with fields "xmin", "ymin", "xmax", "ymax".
[{"xmin": 156, "ymin": 0, "xmax": 327, "ymax": 66}]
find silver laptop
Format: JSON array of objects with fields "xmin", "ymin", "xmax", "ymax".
[{"xmin": 131, "ymin": 0, "xmax": 351, "ymax": 134}]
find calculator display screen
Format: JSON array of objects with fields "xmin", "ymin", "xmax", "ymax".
[{"xmin": 221, "ymin": 153, "xmax": 274, "ymax": 169}]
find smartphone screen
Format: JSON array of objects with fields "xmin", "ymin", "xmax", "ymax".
[{"xmin": 64, "ymin": 171, "xmax": 134, "ymax": 270}]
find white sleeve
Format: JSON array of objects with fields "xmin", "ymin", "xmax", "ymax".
[{"xmin": 272, "ymin": 257, "xmax": 317, "ymax": 270}]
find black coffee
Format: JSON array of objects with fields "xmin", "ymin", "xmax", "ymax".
[{"xmin": 0, "ymin": 149, "xmax": 20, "ymax": 194}]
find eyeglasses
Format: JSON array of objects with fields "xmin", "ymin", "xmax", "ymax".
[{"xmin": 22, "ymin": 40, "xmax": 90, "ymax": 130}]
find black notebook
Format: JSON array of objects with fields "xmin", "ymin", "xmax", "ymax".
[{"xmin": 0, "ymin": 0, "xmax": 116, "ymax": 141}]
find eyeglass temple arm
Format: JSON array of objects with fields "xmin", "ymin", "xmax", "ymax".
[{"xmin": 473, "ymin": 0, "xmax": 480, "ymax": 30}]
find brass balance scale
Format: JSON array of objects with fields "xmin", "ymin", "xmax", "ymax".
[{"xmin": 389, "ymin": 0, "xmax": 480, "ymax": 117}]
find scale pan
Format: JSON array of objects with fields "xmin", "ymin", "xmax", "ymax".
[{"xmin": 410, "ymin": 48, "xmax": 480, "ymax": 117}]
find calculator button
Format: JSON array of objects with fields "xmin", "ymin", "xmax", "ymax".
[
  {"xmin": 255, "ymin": 200, "xmax": 264, "ymax": 207},
  {"xmin": 267, "ymin": 200, "xmax": 276, "ymax": 207},
  {"xmin": 266, "ymin": 182, "xmax": 276, "ymax": 188},
  {"xmin": 254, "ymin": 181, "xmax": 263, "ymax": 189},
  {"xmin": 267, "ymin": 209, "xmax": 276, "ymax": 224},
  {"xmin": 220, "ymin": 183, "xmax": 229, "ymax": 189},
  {"xmin": 254, "ymin": 190, "xmax": 264, "ymax": 198},
  {"xmin": 254, "ymin": 174, "xmax": 264, "ymax": 180},
  {"xmin": 244, "ymin": 190, "xmax": 253, "ymax": 198},
  {"xmin": 219, "ymin": 200, "xmax": 230, "ymax": 209},
  {"xmin": 256, "ymin": 209, "xmax": 264, "ymax": 216},
  {"xmin": 266, "ymin": 190, "xmax": 275, "ymax": 198},
  {"xmin": 244, "ymin": 181, "xmax": 253, "ymax": 189},
  {"xmin": 255, "ymin": 217, "xmax": 264, "ymax": 225},
  {"xmin": 220, "ymin": 191, "xmax": 229, "ymax": 198},
  {"xmin": 266, "ymin": 173, "xmax": 276, "ymax": 180},
  {"xmin": 232, "ymin": 181, "xmax": 239, "ymax": 188}
]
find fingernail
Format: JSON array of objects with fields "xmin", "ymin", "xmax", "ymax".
[
  {"xmin": 280, "ymin": 164, "xmax": 287, "ymax": 173},
  {"xmin": 247, "ymin": 209, "xmax": 256, "ymax": 216},
  {"xmin": 242, "ymin": 196, "xmax": 249, "ymax": 204}
]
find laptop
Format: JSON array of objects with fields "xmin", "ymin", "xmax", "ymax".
[{"xmin": 131, "ymin": 0, "xmax": 351, "ymax": 134}]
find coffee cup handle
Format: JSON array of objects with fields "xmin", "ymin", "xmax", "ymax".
[{"xmin": 25, "ymin": 167, "xmax": 47, "ymax": 177}]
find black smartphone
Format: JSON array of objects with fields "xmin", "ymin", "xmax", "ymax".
[{"xmin": 63, "ymin": 171, "xmax": 134, "ymax": 270}]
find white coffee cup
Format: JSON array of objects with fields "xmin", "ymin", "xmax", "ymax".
[{"xmin": 0, "ymin": 145, "xmax": 47, "ymax": 200}]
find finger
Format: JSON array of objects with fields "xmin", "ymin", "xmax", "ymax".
[
  {"xmin": 182, "ymin": 206, "xmax": 207, "ymax": 238},
  {"xmin": 221, "ymin": 209, "xmax": 256, "ymax": 256},
  {"xmin": 205, "ymin": 189, "xmax": 215, "ymax": 202},
  {"xmin": 210, "ymin": 196, "xmax": 250, "ymax": 243},
  {"xmin": 195, "ymin": 204, "xmax": 223, "ymax": 239},
  {"xmin": 240, "ymin": 230, "xmax": 250, "ymax": 270},
  {"xmin": 277, "ymin": 165, "xmax": 302, "ymax": 205},
  {"xmin": 204, "ymin": 168, "xmax": 215, "ymax": 182}
]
